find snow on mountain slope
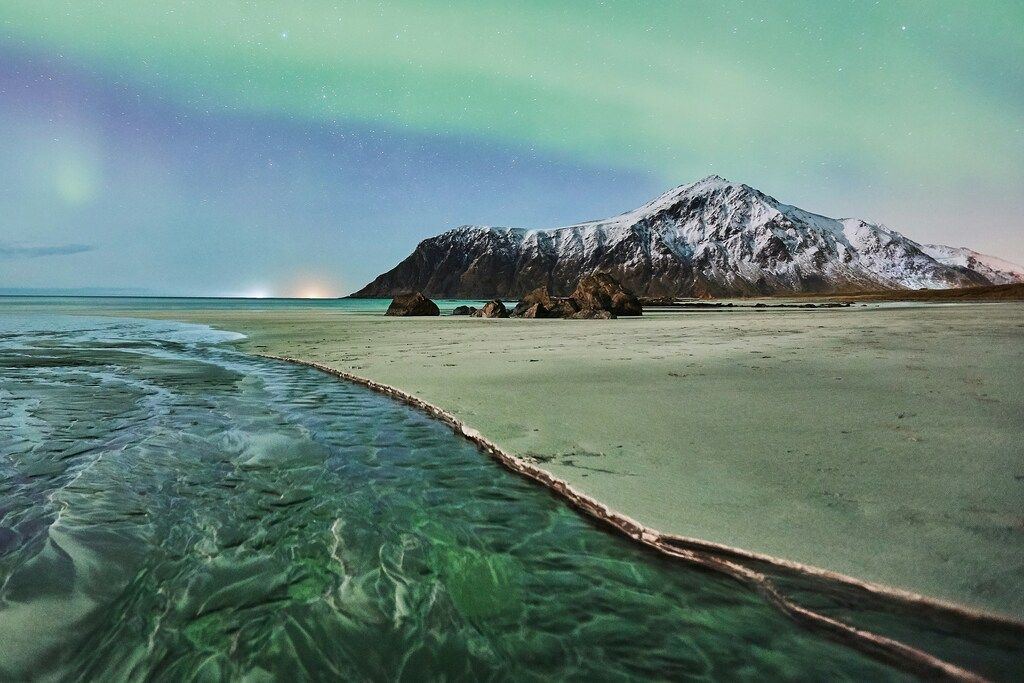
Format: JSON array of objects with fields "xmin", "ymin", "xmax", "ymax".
[
  {"xmin": 920, "ymin": 244, "xmax": 1024, "ymax": 286},
  {"xmin": 352, "ymin": 176, "xmax": 1000, "ymax": 298}
]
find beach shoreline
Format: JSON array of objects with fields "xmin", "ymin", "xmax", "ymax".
[
  {"xmin": 12, "ymin": 297, "xmax": 1023, "ymax": 621},
  {"xmin": 262, "ymin": 350, "xmax": 1021, "ymax": 618},
  {"xmin": 179, "ymin": 309, "xmax": 1024, "ymax": 604},
  {"xmin": 4, "ymin": 297, "xmax": 1024, "ymax": 678},
  {"xmin": 260, "ymin": 350, "xmax": 1020, "ymax": 680}
]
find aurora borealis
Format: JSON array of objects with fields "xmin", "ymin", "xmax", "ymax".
[{"xmin": 1, "ymin": 1, "xmax": 1022, "ymax": 296}]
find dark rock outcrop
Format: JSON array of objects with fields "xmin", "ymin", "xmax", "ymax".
[
  {"xmin": 509, "ymin": 274, "xmax": 639, "ymax": 320},
  {"xmin": 385, "ymin": 292, "xmax": 440, "ymax": 317},
  {"xmin": 510, "ymin": 287, "xmax": 579, "ymax": 318},
  {"xmin": 452, "ymin": 305, "xmax": 476, "ymax": 316},
  {"xmin": 511, "ymin": 287, "xmax": 554, "ymax": 318},
  {"xmin": 570, "ymin": 273, "xmax": 642, "ymax": 316},
  {"xmin": 549, "ymin": 299, "xmax": 580, "ymax": 318},
  {"xmin": 518, "ymin": 303, "xmax": 546, "ymax": 319},
  {"xmin": 472, "ymin": 300, "xmax": 509, "ymax": 318}
]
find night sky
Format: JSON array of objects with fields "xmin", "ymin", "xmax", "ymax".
[{"xmin": 1, "ymin": 1, "xmax": 1021, "ymax": 296}]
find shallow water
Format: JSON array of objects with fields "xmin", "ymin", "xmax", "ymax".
[{"xmin": 0, "ymin": 314, "xmax": 907, "ymax": 680}]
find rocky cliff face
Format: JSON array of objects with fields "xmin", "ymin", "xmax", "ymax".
[{"xmin": 352, "ymin": 176, "xmax": 1022, "ymax": 298}]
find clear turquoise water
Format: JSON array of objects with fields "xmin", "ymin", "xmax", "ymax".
[
  {"xmin": 0, "ymin": 295, "xmax": 496, "ymax": 315},
  {"xmin": 0, "ymin": 313, "xmax": 906, "ymax": 681}
]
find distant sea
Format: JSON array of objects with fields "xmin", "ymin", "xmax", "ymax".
[{"xmin": 0, "ymin": 295, "xmax": 487, "ymax": 315}]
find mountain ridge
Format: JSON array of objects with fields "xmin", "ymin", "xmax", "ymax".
[{"xmin": 352, "ymin": 176, "xmax": 1023, "ymax": 298}]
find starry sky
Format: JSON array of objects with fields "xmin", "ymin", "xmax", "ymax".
[{"xmin": 1, "ymin": 1, "xmax": 1022, "ymax": 296}]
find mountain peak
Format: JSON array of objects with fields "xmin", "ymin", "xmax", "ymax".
[
  {"xmin": 667, "ymin": 174, "xmax": 769, "ymax": 203},
  {"xmin": 601, "ymin": 175, "xmax": 774, "ymax": 230},
  {"xmin": 673, "ymin": 174, "xmax": 740, "ymax": 195},
  {"xmin": 353, "ymin": 178, "xmax": 1020, "ymax": 298}
]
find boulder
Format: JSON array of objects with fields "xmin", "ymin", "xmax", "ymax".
[
  {"xmin": 512, "ymin": 287, "xmax": 580, "ymax": 318},
  {"xmin": 510, "ymin": 276, "xmax": 639, "ymax": 319},
  {"xmin": 474, "ymin": 300, "xmax": 509, "ymax": 318},
  {"xmin": 385, "ymin": 292, "xmax": 440, "ymax": 316},
  {"xmin": 569, "ymin": 309, "xmax": 614, "ymax": 320},
  {"xmin": 512, "ymin": 287, "xmax": 556, "ymax": 318},
  {"xmin": 518, "ymin": 303, "xmax": 547, "ymax": 319},
  {"xmin": 570, "ymin": 273, "xmax": 642, "ymax": 316},
  {"xmin": 452, "ymin": 305, "xmax": 476, "ymax": 316},
  {"xmin": 548, "ymin": 298, "xmax": 580, "ymax": 318}
]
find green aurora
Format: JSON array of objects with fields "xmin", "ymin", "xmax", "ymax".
[
  {"xmin": 1, "ymin": 1, "xmax": 1022, "ymax": 292},
  {"xmin": 4, "ymin": 1, "xmax": 1022, "ymax": 182}
]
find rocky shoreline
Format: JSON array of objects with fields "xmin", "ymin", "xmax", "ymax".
[
  {"xmin": 392, "ymin": 272, "xmax": 643, "ymax": 320},
  {"xmin": 640, "ymin": 298, "xmax": 856, "ymax": 309}
]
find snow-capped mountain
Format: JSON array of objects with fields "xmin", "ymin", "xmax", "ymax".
[
  {"xmin": 919, "ymin": 244, "xmax": 1024, "ymax": 286},
  {"xmin": 352, "ymin": 176, "xmax": 1021, "ymax": 298}
]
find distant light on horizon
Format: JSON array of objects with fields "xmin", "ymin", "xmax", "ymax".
[
  {"xmin": 288, "ymin": 277, "xmax": 338, "ymax": 299},
  {"xmin": 225, "ymin": 284, "xmax": 274, "ymax": 298},
  {"xmin": 227, "ymin": 276, "xmax": 340, "ymax": 299}
]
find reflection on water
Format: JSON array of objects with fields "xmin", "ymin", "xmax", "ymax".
[{"xmin": 0, "ymin": 314, "xmax": 904, "ymax": 680}]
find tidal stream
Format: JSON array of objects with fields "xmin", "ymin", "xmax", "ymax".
[{"xmin": 0, "ymin": 314, "xmax": 965, "ymax": 680}]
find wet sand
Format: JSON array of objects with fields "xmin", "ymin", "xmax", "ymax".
[{"xmin": 88, "ymin": 301, "xmax": 1024, "ymax": 620}]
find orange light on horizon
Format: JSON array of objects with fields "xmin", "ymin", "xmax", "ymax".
[{"xmin": 287, "ymin": 277, "xmax": 338, "ymax": 299}]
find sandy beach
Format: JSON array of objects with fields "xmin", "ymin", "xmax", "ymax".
[{"xmin": 90, "ymin": 300, "xmax": 1024, "ymax": 620}]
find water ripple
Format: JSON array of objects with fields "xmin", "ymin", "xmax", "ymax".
[{"xmin": 0, "ymin": 314, "xmax": 918, "ymax": 680}]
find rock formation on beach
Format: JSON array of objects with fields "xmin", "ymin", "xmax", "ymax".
[
  {"xmin": 510, "ymin": 273, "xmax": 640, "ymax": 319},
  {"xmin": 511, "ymin": 287, "xmax": 579, "ymax": 319},
  {"xmin": 451, "ymin": 300, "xmax": 509, "ymax": 317},
  {"xmin": 571, "ymin": 273, "xmax": 643, "ymax": 316},
  {"xmin": 352, "ymin": 175, "xmax": 1024, "ymax": 299},
  {"xmin": 472, "ymin": 300, "xmax": 509, "ymax": 318},
  {"xmin": 385, "ymin": 292, "xmax": 440, "ymax": 316}
]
